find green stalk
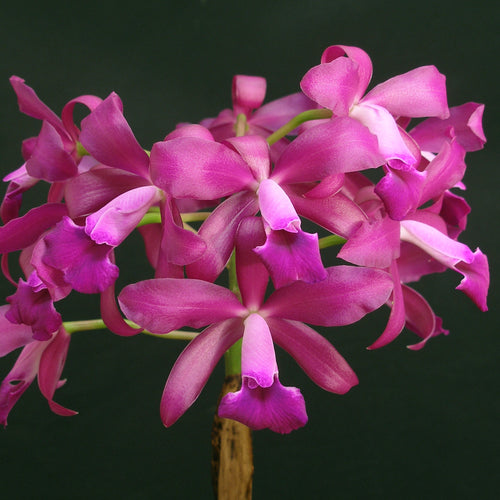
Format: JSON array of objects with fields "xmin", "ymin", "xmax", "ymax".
[{"xmin": 266, "ymin": 108, "xmax": 333, "ymax": 145}]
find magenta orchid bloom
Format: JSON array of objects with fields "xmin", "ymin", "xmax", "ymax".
[
  {"xmin": 118, "ymin": 218, "xmax": 393, "ymax": 433},
  {"xmin": 0, "ymin": 309, "xmax": 76, "ymax": 426},
  {"xmin": 300, "ymin": 45, "xmax": 449, "ymax": 220}
]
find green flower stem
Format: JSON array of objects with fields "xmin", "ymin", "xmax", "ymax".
[
  {"xmin": 63, "ymin": 318, "xmax": 198, "ymax": 340},
  {"xmin": 319, "ymin": 234, "xmax": 346, "ymax": 249},
  {"xmin": 224, "ymin": 251, "xmax": 243, "ymax": 376},
  {"xmin": 137, "ymin": 210, "xmax": 212, "ymax": 227},
  {"xmin": 266, "ymin": 108, "xmax": 333, "ymax": 145},
  {"xmin": 235, "ymin": 113, "xmax": 248, "ymax": 137}
]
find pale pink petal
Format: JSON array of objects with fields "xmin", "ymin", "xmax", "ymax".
[
  {"xmin": 161, "ymin": 318, "xmax": 243, "ymax": 427},
  {"xmin": 118, "ymin": 278, "xmax": 247, "ymax": 333},
  {"xmin": 267, "ymin": 317, "xmax": 358, "ymax": 394},
  {"xmin": 362, "ymin": 65, "xmax": 449, "ymax": 119},
  {"xmin": 85, "ymin": 186, "xmax": 160, "ymax": 246},
  {"xmin": 261, "ymin": 266, "xmax": 393, "ymax": 326},
  {"xmin": 351, "ymin": 103, "xmax": 417, "ymax": 169},
  {"xmin": 258, "ymin": 179, "xmax": 300, "ymax": 232}
]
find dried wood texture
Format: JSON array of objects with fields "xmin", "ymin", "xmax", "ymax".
[{"xmin": 211, "ymin": 374, "xmax": 253, "ymax": 500}]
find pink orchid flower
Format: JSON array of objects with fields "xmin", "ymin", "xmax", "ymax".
[
  {"xmin": 118, "ymin": 218, "xmax": 393, "ymax": 433},
  {"xmin": 0, "ymin": 311, "xmax": 76, "ymax": 426}
]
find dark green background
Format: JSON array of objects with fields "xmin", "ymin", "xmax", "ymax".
[{"xmin": 1, "ymin": 1, "xmax": 498, "ymax": 498}]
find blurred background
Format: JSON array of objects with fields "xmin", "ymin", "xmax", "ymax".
[{"xmin": 1, "ymin": 1, "xmax": 498, "ymax": 498}]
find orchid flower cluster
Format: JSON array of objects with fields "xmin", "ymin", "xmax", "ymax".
[{"xmin": 0, "ymin": 44, "xmax": 489, "ymax": 434}]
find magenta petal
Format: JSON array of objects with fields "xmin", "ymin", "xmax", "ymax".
[
  {"xmin": 420, "ymin": 139, "xmax": 466, "ymax": 204},
  {"xmin": 224, "ymin": 135, "xmax": 270, "ymax": 182},
  {"xmin": 158, "ymin": 197, "xmax": 207, "ymax": 268},
  {"xmin": 164, "ymin": 124, "xmax": 215, "ymax": 141},
  {"xmin": 0, "ymin": 339, "xmax": 45, "ymax": 426},
  {"xmin": 64, "ymin": 167, "xmax": 150, "ymax": 219},
  {"xmin": 254, "ymin": 228, "xmax": 327, "ymax": 289},
  {"xmin": 362, "ymin": 65, "xmax": 449, "ymax": 119},
  {"xmin": 455, "ymin": 249, "xmax": 489, "ymax": 312},
  {"xmin": 400, "ymin": 220, "xmax": 489, "ymax": 310},
  {"xmin": 261, "ymin": 266, "xmax": 393, "ymax": 326},
  {"xmin": 338, "ymin": 217, "xmax": 401, "ymax": 268},
  {"xmin": 403, "ymin": 285, "xmax": 449, "ymax": 350},
  {"xmin": 26, "ymin": 121, "xmax": 78, "ymax": 181},
  {"xmin": 300, "ymin": 57, "xmax": 360, "ymax": 115},
  {"xmin": 410, "ymin": 103, "xmax": 486, "ymax": 152},
  {"xmin": 375, "ymin": 165, "xmax": 427, "ymax": 220},
  {"xmin": 0, "ymin": 203, "xmax": 68, "ymax": 254},
  {"xmin": 241, "ymin": 314, "xmax": 278, "ymax": 387},
  {"xmin": 38, "ymin": 327, "xmax": 77, "ymax": 416},
  {"xmin": 150, "ymin": 137, "xmax": 256, "ymax": 199},
  {"xmin": 100, "ymin": 281, "xmax": 143, "ymax": 336},
  {"xmin": 186, "ymin": 192, "xmax": 259, "ymax": 282},
  {"xmin": 218, "ymin": 375, "xmax": 307, "ymax": 434},
  {"xmin": 232, "ymin": 75, "xmax": 267, "ymax": 114},
  {"xmin": 79, "ymin": 93, "xmax": 150, "ymax": 178},
  {"xmin": 272, "ymin": 117, "xmax": 383, "ymax": 184},
  {"xmin": 0, "ymin": 305, "xmax": 34, "ymax": 357},
  {"xmin": 9, "ymin": 76, "xmax": 67, "ymax": 138},
  {"xmin": 1, "ymin": 164, "xmax": 38, "ymax": 223},
  {"xmin": 267, "ymin": 317, "xmax": 358, "ymax": 394},
  {"xmin": 61, "ymin": 94, "xmax": 103, "ymax": 142},
  {"xmin": 42, "ymin": 217, "xmax": 119, "ymax": 294},
  {"xmin": 118, "ymin": 278, "xmax": 247, "ymax": 333},
  {"xmin": 235, "ymin": 217, "xmax": 269, "ymax": 310},
  {"xmin": 368, "ymin": 261, "xmax": 406, "ymax": 349},
  {"xmin": 6, "ymin": 275, "xmax": 62, "ymax": 341},
  {"xmin": 161, "ymin": 318, "xmax": 243, "ymax": 427},
  {"xmin": 85, "ymin": 186, "xmax": 160, "ymax": 246},
  {"xmin": 217, "ymin": 313, "xmax": 307, "ymax": 434},
  {"xmin": 286, "ymin": 186, "xmax": 367, "ymax": 238},
  {"xmin": 258, "ymin": 179, "xmax": 300, "ymax": 232},
  {"xmin": 320, "ymin": 45, "xmax": 373, "ymax": 100}
]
